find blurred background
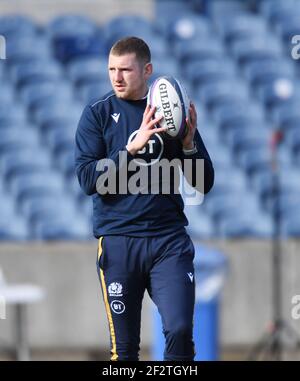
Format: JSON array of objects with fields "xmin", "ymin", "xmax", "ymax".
[{"xmin": 0, "ymin": 0, "xmax": 300, "ymax": 361}]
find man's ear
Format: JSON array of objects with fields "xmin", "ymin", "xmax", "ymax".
[{"xmin": 144, "ymin": 62, "xmax": 153, "ymax": 79}]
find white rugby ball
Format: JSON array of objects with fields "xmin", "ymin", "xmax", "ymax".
[{"xmin": 147, "ymin": 76, "xmax": 190, "ymax": 139}]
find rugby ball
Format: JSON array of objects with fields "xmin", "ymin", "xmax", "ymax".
[{"xmin": 147, "ymin": 76, "xmax": 190, "ymax": 139}]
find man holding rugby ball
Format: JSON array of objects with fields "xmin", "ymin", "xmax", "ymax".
[{"xmin": 75, "ymin": 36, "xmax": 214, "ymax": 361}]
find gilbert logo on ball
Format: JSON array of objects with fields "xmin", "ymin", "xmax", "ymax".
[{"xmin": 148, "ymin": 76, "xmax": 190, "ymax": 139}]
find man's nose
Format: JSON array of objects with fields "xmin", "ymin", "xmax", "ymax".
[{"xmin": 115, "ymin": 70, "xmax": 123, "ymax": 82}]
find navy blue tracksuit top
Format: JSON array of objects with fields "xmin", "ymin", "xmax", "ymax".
[{"xmin": 75, "ymin": 90, "xmax": 214, "ymax": 238}]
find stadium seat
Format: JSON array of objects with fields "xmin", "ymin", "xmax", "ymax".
[
  {"xmin": 251, "ymin": 167, "xmax": 300, "ymax": 202},
  {"xmin": 184, "ymin": 206, "xmax": 215, "ymax": 239},
  {"xmin": 53, "ymin": 33, "xmax": 106, "ymax": 63},
  {"xmin": 0, "ymin": 15, "xmax": 37, "ymax": 37},
  {"xmin": 77, "ymin": 81, "xmax": 112, "ymax": 103},
  {"xmin": 0, "ymin": 215, "xmax": 29, "ymax": 240},
  {"xmin": 10, "ymin": 60, "xmax": 63, "ymax": 88},
  {"xmin": 0, "ymin": 128, "xmax": 40, "ymax": 155},
  {"xmin": 218, "ymin": 213, "xmax": 273, "ymax": 238},
  {"xmin": 8, "ymin": 171, "xmax": 66, "ymax": 203},
  {"xmin": 0, "ymin": 102, "xmax": 27, "ymax": 125},
  {"xmin": 1, "ymin": 147, "xmax": 52, "ymax": 182},
  {"xmin": 212, "ymin": 101, "xmax": 265, "ymax": 132},
  {"xmin": 6, "ymin": 36, "xmax": 51, "ymax": 64},
  {"xmin": 173, "ymin": 38, "xmax": 225, "ymax": 63},
  {"xmin": 208, "ymin": 169, "xmax": 247, "ymax": 197},
  {"xmin": 67, "ymin": 57, "xmax": 107, "ymax": 86},
  {"xmin": 230, "ymin": 36, "xmax": 283, "ymax": 65},
  {"xmin": 0, "ymin": 83, "xmax": 15, "ymax": 104},
  {"xmin": 194, "ymin": 79, "xmax": 250, "ymax": 109},
  {"xmin": 270, "ymin": 101, "xmax": 300, "ymax": 130},
  {"xmin": 19, "ymin": 193, "xmax": 78, "ymax": 224},
  {"xmin": 151, "ymin": 58, "xmax": 180, "ymax": 80},
  {"xmin": 243, "ymin": 58, "xmax": 295, "ymax": 87},
  {"xmin": 46, "ymin": 15, "xmax": 96, "ymax": 38},
  {"xmin": 19, "ymin": 81, "xmax": 73, "ymax": 110},
  {"xmin": 204, "ymin": 192, "xmax": 261, "ymax": 223},
  {"xmin": 225, "ymin": 127, "xmax": 270, "ymax": 158},
  {"xmin": 32, "ymin": 215, "xmax": 92, "ymax": 240},
  {"xmin": 217, "ymin": 13, "xmax": 269, "ymax": 44},
  {"xmin": 32, "ymin": 101, "xmax": 82, "ymax": 129},
  {"xmin": 183, "ymin": 57, "xmax": 236, "ymax": 86},
  {"xmin": 256, "ymin": 79, "xmax": 296, "ymax": 109},
  {"xmin": 167, "ymin": 15, "xmax": 211, "ymax": 43},
  {"xmin": 281, "ymin": 214, "xmax": 300, "ymax": 237}
]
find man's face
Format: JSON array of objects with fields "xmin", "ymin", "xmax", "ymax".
[{"xmin": 108, "ymin": 53, "xmax": 152, "ymax": 100}]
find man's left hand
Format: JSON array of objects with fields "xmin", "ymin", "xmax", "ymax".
[{"xmin": 181, "ymin": 102, "xmax": 197, "ymax": 150}]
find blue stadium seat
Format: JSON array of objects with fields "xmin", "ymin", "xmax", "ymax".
[
  {"xmin": 167, "ymin": 15, "xmax": 211, "ymax": 43},
  {"xmin": 204, "ymin": 145, "xmax": 232, "ymax": 169},
  {"xmin": 67, "ymin": 57, "xmax": 107, "ymax": 86},
  {"xmin": 226, "ymin": 127, "xmax": 270, "ymax": 157},
  {"xmin": 250, "ymin": 166, "xmax": 299, "ymax": 202},
  {"xmin": 281, "ymin": 215, "xmax": 300, "ymax": 237},
  {"xmin": 47, "ymin": 15, "xmax": 96, "ymax": 38},
  {"xmin": 174, "ymin": 38, "xmax": 225, "ymax": 63},
  {"xmin": 0, "ymin": 15, "xmax": 37, "ymax": 37},
  {"xmin": 19, "ymin": 193, "xmax": 77, "ymax": 224},
  {"xmin": 217, "ymin": 13, "xmax": 269, "ymax": 44},
  {"xmin": 32, "ymin": 214, "xmax": 92, "ymax": 240},
  {"xmin": 256, "ymin": 79, "xmax": 296, "ymax": 109},
  {"xmin": 259, "ymin": 0, "xmax": 300, "ymax": 23},
  {"xmin": 6, "ymin": 36, "xmax": 51, "ymax": 64},
  {"xmin": 194, "ymin": 79, "xmax": 249, "ymax": 109},
  {"xmin": 1, "ymin": 147, "xmax": 52, "ymax": 182},
  {"xmin": 53, "ymin": 33, "xmax": 106, "ymax": 63},
  {"xmin": 218, "ymin": 212, "xmax": 273, "ymax": 238},
  {"xmin": 212, "ymin": 101, "xmax": 265, "ymax": 132},
  {"xmin": 184, "ymin": 206, "xmax": 215, "ymax": 239},
  {"xmin": 54, "ymin": 146, "xmax": 75, "ymax": 176},
  {"xmin": 9, "ymin": 171, "xmax": 66, "ymax": 203},
  {"xmin": 19, "ymin": 81, "xmax": 73, "ymax": 110},
  {"xmin": 0, "ymin": 103, "xmax": 27, "ymax": 126},
  {"xmin": 0, "ymin": 83, "xmax": 15, "ymax": 104},
  {"xmin": 270, "ymin": 100, "xmax": 300, "ymax": 130},
  {"xmin": 230, "ymin": 36, "xmax": 283, "ymax": 65},
  {"xmin": 104, "ymin": 15, "xmax": 154, "ymax": 42},
  {"xmin": 0, "ymin": 214, "xmax": 29, "ymax": 240},
  {"xmin": 265, "ymin": 191, "xmax": 300, "ymax": 219},
  {"xmin": 10, "ymin": 60, "xmax": 62, "ymax": 88},
  {"xmin": 183, "ymin": 57, "xmax": 236, "ymax": 86},
  {"xmin": 0, "ymin": 127, "xmax": 40, "ymax": 154},
  {"xmin": 151, "ymin": 58, "xmax": 180, "ymax": 80},
  {"xmin": 77, "ymin": 81, "xmax": 112, "ymax": 104},
  {"xmin": 43, "ymin": 126, "xmax": 75, "ymax": 153},
  {"xmin": 32, "ymin": 101, "xmax": 82, "ymax": 129},
  {"xmin": 204, "ymin": 192, "xmax": 262, "ymax": 223},
  {"xmin": 243, "ymin": 58, "xmax": 295, "ymax": 87},
  {"xmin": 206, "ymin": 168, "xmax": 247, "ymax": 199}
]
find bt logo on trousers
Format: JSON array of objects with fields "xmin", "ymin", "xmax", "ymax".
[{"xmin": 111, "ymin": 300, "xmax": 125, "ymax": 314}]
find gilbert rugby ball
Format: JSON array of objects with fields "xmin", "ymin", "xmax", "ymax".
[{"xmin": 147, "ymin": 76, "xmax": 190, "ymax": 139}]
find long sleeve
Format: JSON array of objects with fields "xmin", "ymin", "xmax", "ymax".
[
  {"xmin": 75, "ymin": 105, "xmax": 134, "ymax": 196},
  {"xmin": 75, "ymin": 105, "xmax": 106, "ymax": 195},
  {"xmin": 181, "ymin": 129, "xmax": 214, "ymax": 194}
]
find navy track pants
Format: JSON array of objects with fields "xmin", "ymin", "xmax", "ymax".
[{"xmin": 96, "ymin": 230, "xmax": 195, "ymax": 361}]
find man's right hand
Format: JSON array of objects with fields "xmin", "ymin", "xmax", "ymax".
[{"xmin": 126, "ymin": 105, "xmax": 166, "ymax": 156}]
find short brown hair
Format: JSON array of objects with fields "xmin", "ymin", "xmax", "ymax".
[{"xmin": 110, "ymin": 36, "xmax": 151, "ymax": 65}]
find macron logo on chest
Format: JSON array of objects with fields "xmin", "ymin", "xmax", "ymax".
[{"xmin": 111, "ymin": 113, "xmax": 120, "ymax": 123}]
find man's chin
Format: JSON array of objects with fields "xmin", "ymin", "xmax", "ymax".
[{"xmin": 114, "ymin": 89, "xmax": 130, "ymax": 99}]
